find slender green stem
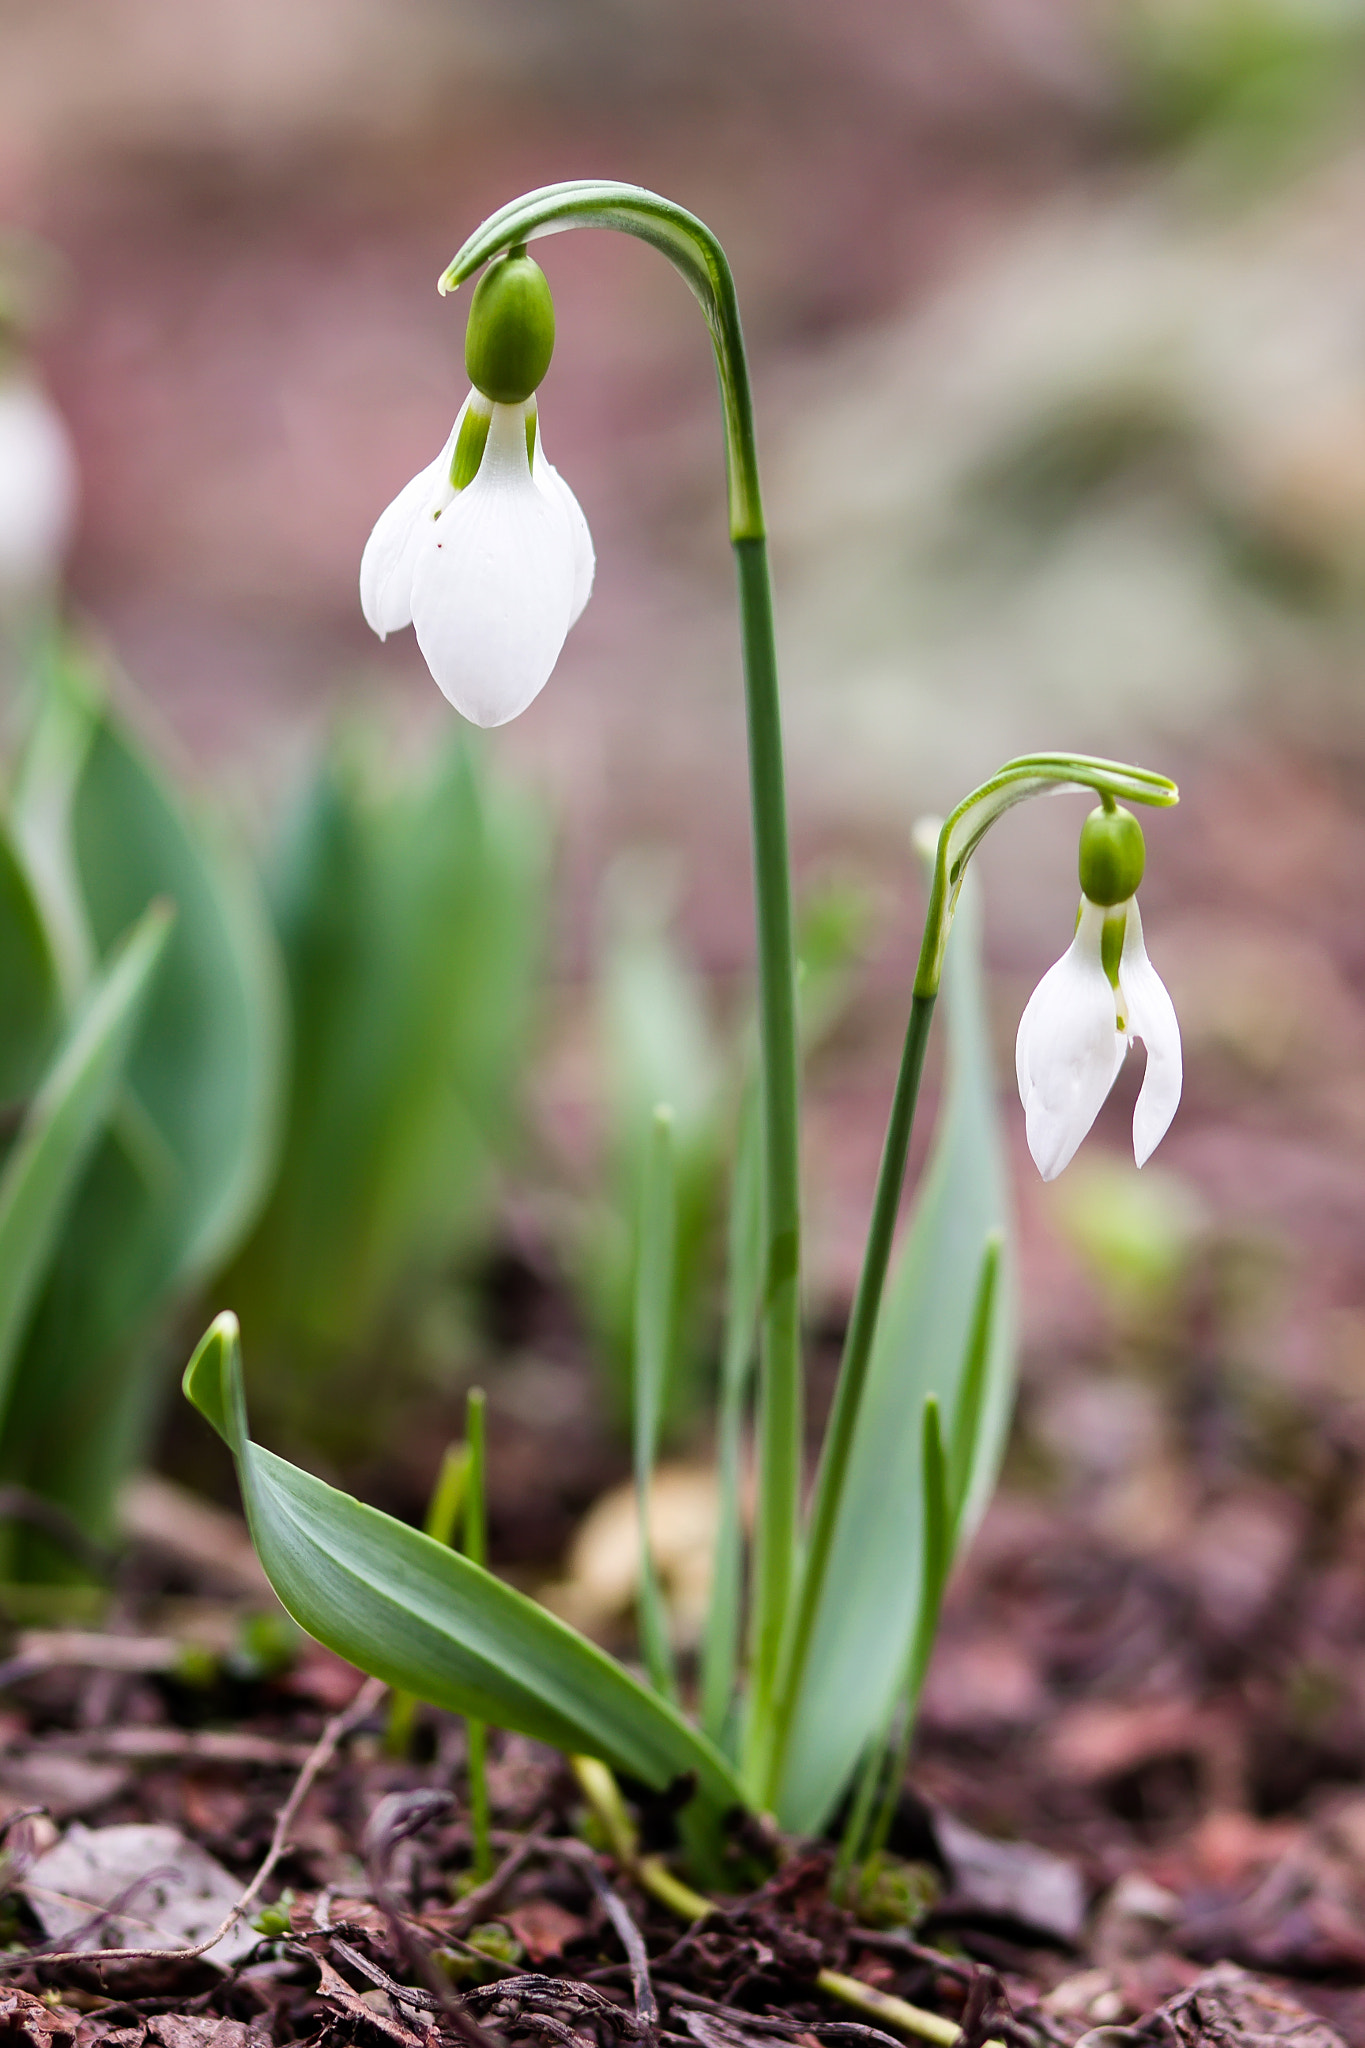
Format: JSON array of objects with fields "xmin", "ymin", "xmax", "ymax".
[
  {"xmin": 441, "ymin": 190, "xmax": 802, "ymax": 1794},
  {"xmin": 464, "ymin": 1387, "xmax": 493, "ymax": 1882},
  {"xmin": 759, "ymin": 990, "xmax": 936, "ymax": 1807},
  {"xmin": 734, "ymin": 536, "xmax": 802, "ymax": 1791}
]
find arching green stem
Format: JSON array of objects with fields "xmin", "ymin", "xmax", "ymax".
[{"xmin": 443, "ymin": 185, "xmax": 802, "ymax": 1782}]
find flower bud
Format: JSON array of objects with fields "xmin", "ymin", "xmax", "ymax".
[
  {"xmin": 464, "ymin": 250, "xmax": 555, "ymax": 405},
  {"xmin": 1078, "ymin": 803, "xmax": 1145, "ymax": 907}
]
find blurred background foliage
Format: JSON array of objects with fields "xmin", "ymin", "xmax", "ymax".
[
  {"xmin": 2, "ymin": 0, "xmax": 1365, "ymax": 1616},
  {"xmin": 219, "ymin": 726, "xmax": 546, "ymax": 1462}
]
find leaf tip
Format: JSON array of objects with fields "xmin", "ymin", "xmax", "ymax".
[{"xmin": 183, "ymin": 1310, "xmax": 242, "ymax": 1447}]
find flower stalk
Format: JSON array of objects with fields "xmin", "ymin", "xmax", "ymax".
[
  {"xmin": 440, "ymin": 186, "xmax": 803, "ymax": 1796},
  {"xmin": 763, "ymin": 757, "xmax": 1177, "ymax": 1808}
]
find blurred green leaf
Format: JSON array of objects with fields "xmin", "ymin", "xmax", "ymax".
[
  {"xmin": 227, "ymin": 727, "xmax": 544, "ymax": 1366},
  {"xmin": 775, "ymin": 876, "xmax": 1014, "ymax": 1834},
  {"xmin": 1055, "ymin": 1157, "xmax": 1205, "ymax": 1314},
  {"xmin": 1118, "ymin": 0, "xmax": 1365, "ymax": 168},
  {"xmin": 0, "ymin": 903, "xmax": 171, "ymax": 1437},
  {"xmin": 581, "ymin": 873, "xmax": 723, "ymax": 1426},
  {"xmin": 0, "ymin": 646, "xmax": 285, "ymax": 1569},
  {"xmin": 0, "ymin": 822, "xmax": 59, "ymax": 1104},
  {"xmin": 796, "ymin": 874, "xmax": 874, "ymax": 1049},
  {"xmin": 185, "ymin": 1313, "xmax": 743, "ymax": 1814}
]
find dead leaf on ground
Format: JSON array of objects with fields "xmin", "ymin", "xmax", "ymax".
[{"xmin": 23, "ymin": 1823, "xmax": 258, "ymax": 1967}]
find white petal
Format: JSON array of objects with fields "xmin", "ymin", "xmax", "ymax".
[
  {"xmin": 533, "ymin": 422, "xmax": 595, "ymax": 626},
  {"xmin": 359, "ymin": 406, "xmax": 464, "ymax": 639},
  {"xmin": 1016, "ymin": 898, "xmax": 1126, "ymax": 1182},
  {"xmin": 0, "ymin": 377, "xmax": 78, "ymax": 589},
  {"xmin": 409, "ymin": 400, "xmax": 577, "ymax": 727},
  {"xmin": 1117, "ymin": 899, "xmax": 1182, "ymax": 1167}
]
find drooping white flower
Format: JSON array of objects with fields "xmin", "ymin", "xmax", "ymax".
[
  {"xmin": 1016, "ymin": 894, "xmax": 1181, "ymax": 1181},
  {"xmin": 0, "ymin": 374, "xmax": 78, "ymax": 593},
  {"xmin": 359, "ymin": 393, "xmax": 593, "ymax": 727}
]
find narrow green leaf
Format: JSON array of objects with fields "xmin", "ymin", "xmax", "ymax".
[
  {"xmin": 947, "ymin": 1232, "xmax": 1002, "ymax": 1535},
  {"xmin": 775, "ymin": 876, "xmax": 1014, "ymax": 1834},
  {"xmin": 463, "ymin": 1387, "xmax": 493, "ymax": 1881},
  {"xmin": 0, "ymin": 904, "xmax": 172, "ymax": 1431},
  {"xmin": 633, "ymin": 1106, "xmax": 679, "ymax": 1703},
  {"xmin": 0, "ymin": 822, "xmax": 60, "ymax": 1104},
  {"xmin": 916, "ymin": 1397, "xmax": 951, "ymax": 1685},
  {"xmin": 184, "ymin": 1315, "xmax": 744, "ymax": 1814}
]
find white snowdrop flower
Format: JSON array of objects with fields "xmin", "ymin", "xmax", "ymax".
[
  {"xmin": 0, "ymin": 373, "xmax": 78, "ymax": 593},
  {"xmin": 1015, "ymin": 804, "xmax": 1181, "ymax": 1181},
  {"xmin": 359, "ymin": 247, "xmax": 594, "ymax": 727}
]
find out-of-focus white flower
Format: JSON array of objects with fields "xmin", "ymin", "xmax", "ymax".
[
  {"xmin": 0, "ymin": 374, "xmax": 78, "ymax": 592},
  {"xmin": 1016, "ymin": 894, "xmax": 1181, "ymax": 1181},
  {"xmin": 360, "ymin": 392, "xmax": 593, "ymax": 727}
]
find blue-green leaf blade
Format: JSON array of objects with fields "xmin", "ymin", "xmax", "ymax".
[
  {"xmin": 775, "ymin": 876, "xmax": 1014, "ymax": 1833},
  {"xmin": 185, "ymin": 1316, "xmax": 744, "ymax": 1813}
]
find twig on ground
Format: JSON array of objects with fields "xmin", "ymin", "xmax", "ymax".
[
  {"xmin": 0, "ymin": 1671, "xmax": 388, "ymax": 1973},
  {"xmin": 445, "ymin": 1819, "xmax": 551, "ymax": 1933},
  {"xmin": 847, "ymin": 1935, "xmax": 976, "ymax": 1987},
  {"xmin": 587, "ymin": 1864, "xmax": 659, "ymax": 2046}
]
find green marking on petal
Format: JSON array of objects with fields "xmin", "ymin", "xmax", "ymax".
[
  {"xmin": 450, "ymin": 400, "xmax": 493, "ymax": 492},
  {"xmin": 1101, "ymin": 910, "xmax": 1127, "ymax": 990}
]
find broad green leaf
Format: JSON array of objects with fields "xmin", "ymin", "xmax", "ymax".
[
  {"xmin": 775, "ymin": 876, "xmax": 1014, "ymax": 1834},
  {"xmin": 185, "ymin": 1314, "xmax": 744, "ymax": 1814},
  {"xmin": 0, "ymin": 904, "xmax": 172, "ymax": 1433},
  {"xmin": 0, "ymin": 822, "xmax": 59, "ymax": 1104}
]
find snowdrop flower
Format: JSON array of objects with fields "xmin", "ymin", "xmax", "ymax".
[
  {"xmin": 360, "ymin": 249, "xmax": 593, "ymax": 727},
  {"xmin": 1015, "ymin": 802, "xmax": 1181, "ymax": 1181},
  {"xmin": 0, "ymin": 370, "xmax": 78, "ymax": 594}
]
